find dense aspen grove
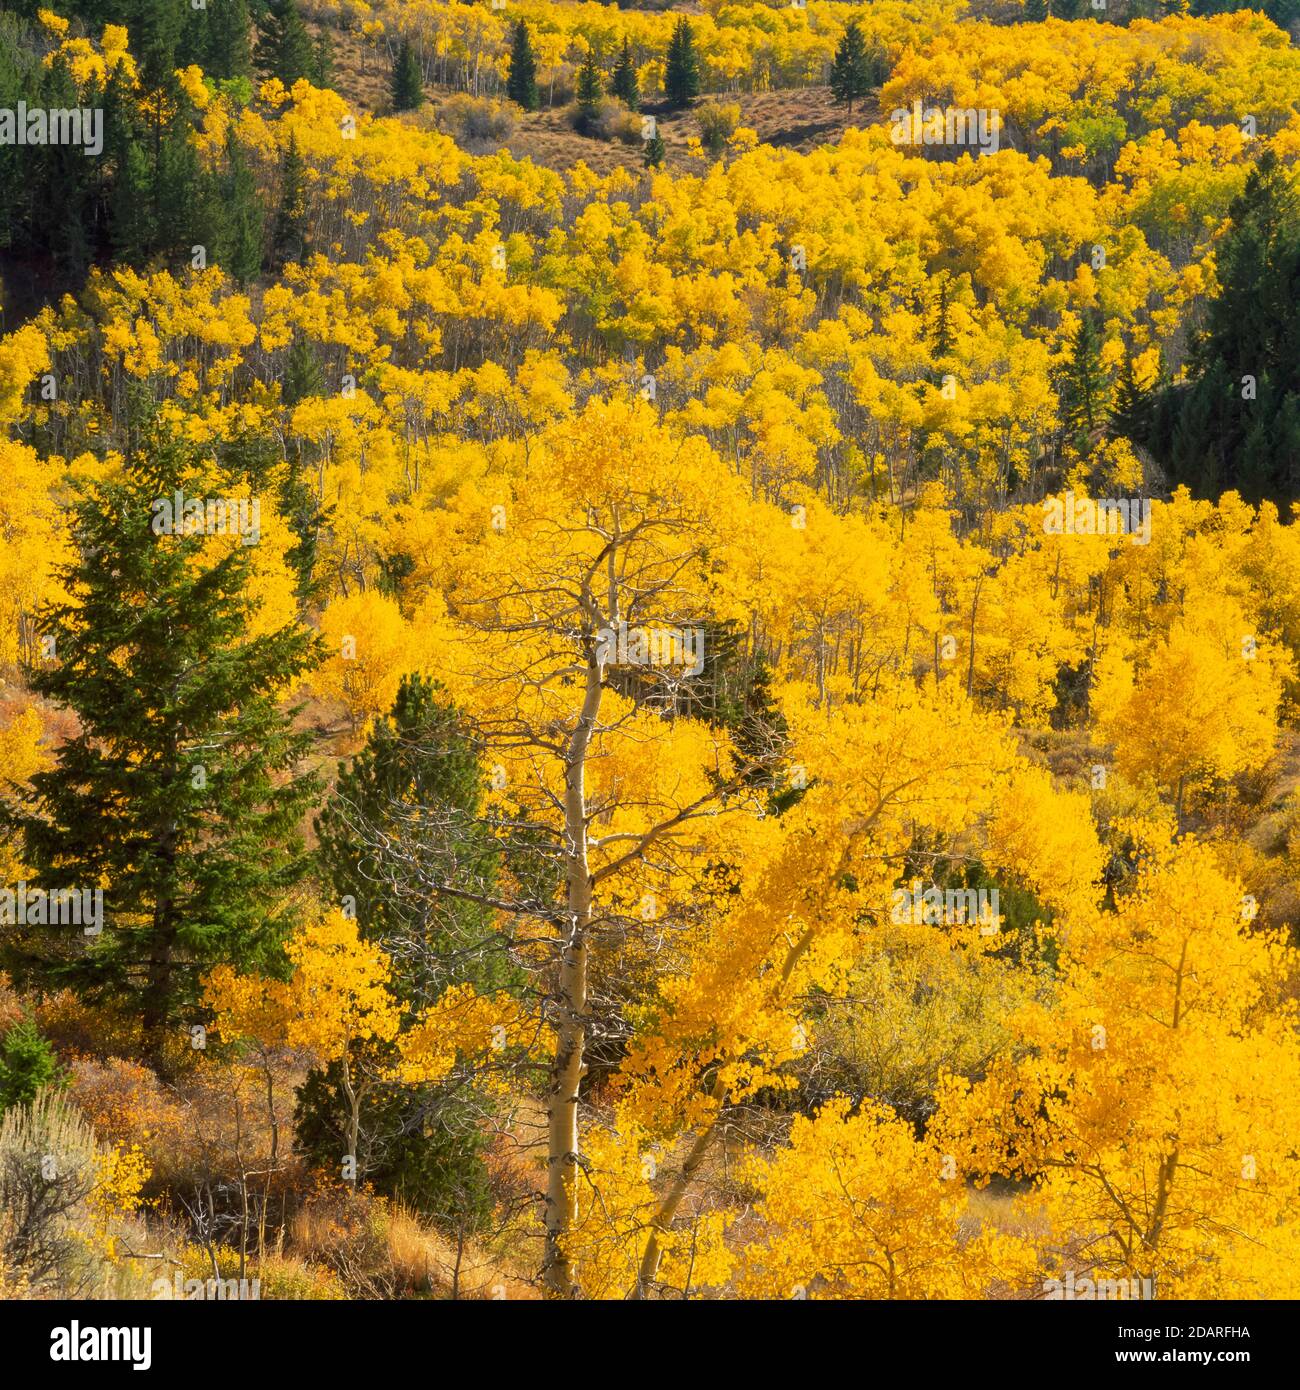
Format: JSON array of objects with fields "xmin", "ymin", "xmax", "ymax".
[{"xmin": 1, "ymin": 0, "xmax": 1299, "ymax": 1314}]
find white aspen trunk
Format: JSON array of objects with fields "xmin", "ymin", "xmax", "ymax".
[{"xmin": 542, "ymin": 654, "xmax": 604, "ymax": 1296}]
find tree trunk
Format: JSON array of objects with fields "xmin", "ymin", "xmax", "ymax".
[
  {"xmin": 142, "ymin": 910, "xmax": 175, "ymax": 1077},
  {"xmin": 542, "ymin": 654, "xmax": 603, "ymax": 1297},
  {"xmin": 339, "ymin": 1049, "xmax": 361, "ymax": 1191}
]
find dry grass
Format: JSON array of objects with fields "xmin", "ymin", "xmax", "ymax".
[
  {"xmin": 315, "ymin": 19, "xmax": 880, "ymax": 177},
  {"xmin": 386, "ymin": 1201, "xmax": 537, "ymax": 1300},
  {"xmin": 501, "ymin": 85, "xmax": 876, "ymax": 176},
  {"xmin": 290, "ymin": 1188, "xmax": 538, "ymax": 1300}
]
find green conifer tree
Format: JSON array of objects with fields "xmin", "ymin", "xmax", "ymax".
[
  {"xmin": 664, "ymin": 17, "xmax": 700, "ymax": 108},
  {"xmin": 312, "ymin": 27, "xmax": 334, "ymax": 89},
  {"xmin": 1150, "ymin": 152, "xmax": 1300, "ymax": 501},
  {"xmin": 506, "ymin": 19, "xmax": 540, "ymax": 112},
  {"xmin": 1111, "ymin": 346, "xmax": 1156, "ymax": 447},
  {"xmin": 390, "ymin": 38, "xmax": 424, "ymax": 112},
  {"xmin": 0, "ymin": 1019, "xmax": 64, "ymax": 1113},
  {"xmin": 254, "ymin": 0, "xmax": 314, "ymax": 87},
  {"xmin": 575, "ymin": 50, "xmax": 603, "ymax": 131},
  {"xmin": 1057, "ymin": 311, "xmax": 1110, "ymax": 458},
  {"xmin": 215, "ymin": 131, "xmax": 264, "ymax": 285},
  {"xmin": 126, "ymin": 0, "xmax": 184, "ymax": 94},
  {"xmin": 194, "ymin": 0, "xmax": 253, "ymax": 81},
  {"xmin": 31, "ymin": 56, "xmax": 94, "ymax": 282},
  {"xmin": 269, "ymin": 132, "xmax": 309, "ymax": 270},
  {"xmin": 3, "ymin": 430, "xmax": 322, "ymax": 1071},
  {"xmin": 283, "ymin": 333, "xmax": 325, "ymax": 407},
  {"xmin": 829, "ymin": 18, "xmax": 873, "ymax": 114},
  {"xmin": 300, "ymin": 675, "xmax": 515, "ymax": 1220},
  {"xmin": 610, "ymin": 37, "xmax": 639, "ymax": 111}
]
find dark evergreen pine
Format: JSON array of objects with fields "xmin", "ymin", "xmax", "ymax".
[
  {"xmin": 29, "ymin": 56, "xmax": 96, "ymax": 283},
  {"xmin": 126, "ymin": 0, "xmax": 184, "ymax": 94},
  {"xmin": 610, "ymin": 37, "xmax": 639, "ymax": 111},
  {"xmin": 0, "ymin": 15, "xmax": 37, "ymax": 260},
  {"xmin": 1263, "ymin": 0, "xmax": 1300, "ymax": 25},
  {"xmin": 279, "ymin": 333, "xmax": 330, "ymax": 601},
  {"xmin": 269, "ymin": 132, "xmax": 309, "ymax": 270},
  {"xmin": 293, "ymin": 1066, "xmax": 496, "ymax": 1231},
  {"xmin": 254, "ymin": 0, "xmax": 314, "ymax": 87},
  {"xmin": 110, "ymin": 130, "xmax": 153, "ymax": 265},
  {"xmin": 96, "ymin": 9, "xmax": 203, "ymax": 270},
  {"xmin": 283, "ymin": 333, "xmax": 325, "ymax": 406},
  {"xmin": 187, "ymin": 0, "xmax": 253, "ymax": 81},
  {"xmin": 102, "ymin": 8, "xmax": 212, "ymax": 269},
  {"xmin": 299, "ymin": 675, "xmax": 515, "ymax": 1223},
  {"xmin": 214, "ymin": 131, "xmax": 264, "ymax": 285},
  {"xmin": 1148, "ymin": 152, "xmax": 1300, "ymax": 502},
  {"xmin": 505, "ymin": 19, "xmax": 540, "ymax": 112},
  {"xmin": 3, "ymin": 429, "xmax": 322, "ymax": 1071},
  {"xmin": 664, "ymin": 17, "xmax": 700, "ymax": 108},
  {"xmin": 1110, "ymin": 346, "xmax": 1156, "ymax": 447},
  {"xmin": 314, "ymin": 674, "xmax": 507, "ymax": 1002},
  {"xmin": 279, "ymin": 450, "xmax": 331, "ymax": 604},
  {"xmin": 930, "ymin": 273, "xmax": 955, "ymax": 362},
  {"xmin": 312, "ymin": 27, "xmax": 334, "ymax": 89},
  {"xmin": 1024, "ymin": 0, "xmax": 1050, "ymax": 19},
  {"xmin": 674, "ymin": 621, "xmax": 787, "ymax": 800},
  {"xmin": 0, "ymin": 16, "xmax": 111, "ymax": 300},
  {"xmin": 829, "ymin": 18, "xmax": 873, "ymax": 114},
  {"xmin": 574, "ymin": 50, "xmax": 603, "ymax": 131},
  {"xmin": 643, "ymin": 129, "xmax": 666, "ymax": 168},
  {"xmin": 105, "ymin": 60, "xmax": 149, "ymax": 264},
  {"xmin": 214, "ymin": 0, "xmax": 254, "ymax": 80},
  {"xmin": 390, "ymin": 38, "xmax": 424, "ymax": 112},
  {"xmin": 1057, "ymin": 310, "xmax": 1109, "ymax": 458},
  {"xmin": 155, "ymin": 90, "xmax": 206, "ymax": 256},
  {"xmin": 109, "ymin": 71, "xmax": 205, "ymax": 267}
]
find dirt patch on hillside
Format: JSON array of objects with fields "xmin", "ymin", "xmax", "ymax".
[{"xmin": 316, "ymin": 20, "xmax": 878, "ymax": 177}]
